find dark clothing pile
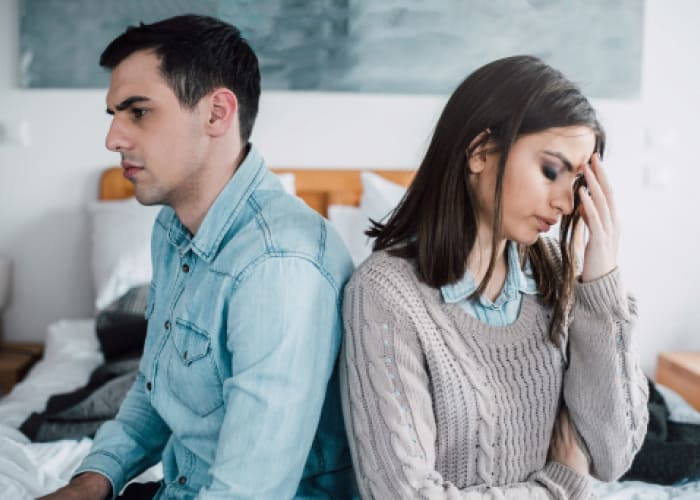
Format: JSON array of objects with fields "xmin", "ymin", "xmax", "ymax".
[
  {"xmin": 20, "ymin": 311, "xmax": 147, "ymax": 442},
  {"xmin": 622, "ymin": 378, "xmax": 700, "ymax": 485}
]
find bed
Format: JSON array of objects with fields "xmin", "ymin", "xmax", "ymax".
[{"xmin": 0, "ymin": 165, "xmax": 698, "ymax": 499}]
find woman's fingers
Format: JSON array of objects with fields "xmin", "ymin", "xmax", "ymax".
[
  {"xmin": 590, "ymin": 153, "xmax": 618, "ymax": 229},
  {"xmin": 578, "ymin": 185, "xmax": 603, "ymax": 236},
  {"xmin": 583, "ymin": 157, "xmax": 612, "ymax": 231}
]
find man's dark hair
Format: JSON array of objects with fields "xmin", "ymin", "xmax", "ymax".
[{"xmin": 100, "ymin": 14, "xmax": 261, "ymax": 142}]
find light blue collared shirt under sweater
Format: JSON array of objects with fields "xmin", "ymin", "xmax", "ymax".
[{"xmin": 440, "ymin": 241, "xmax": 539, "ymax": 326}]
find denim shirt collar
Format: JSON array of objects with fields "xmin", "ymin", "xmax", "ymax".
[
  {"xmin": 164, "ymin": 143, "xmax": 265, "ymax": 262},
  {"xmin": 441, "ymin": 241, "xmax": 539, "ymax": 309}
]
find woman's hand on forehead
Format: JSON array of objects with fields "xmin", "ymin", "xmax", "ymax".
[{"xmin": 577, "ymin": 153, "xmax": 619, "ymax": 282}]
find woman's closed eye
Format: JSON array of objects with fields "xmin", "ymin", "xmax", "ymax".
[{"xmin": 542, "ymin": 164, "xmax": 560, "ymax": 181}]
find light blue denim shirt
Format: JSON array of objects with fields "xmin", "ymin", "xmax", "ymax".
[
  {"xmin": 440, "ymin": 241, "xmax": 539, "ymax": 326},
  {"xmin": 75, "ymin": 145, "xmax": 356, "ymax": 499}
]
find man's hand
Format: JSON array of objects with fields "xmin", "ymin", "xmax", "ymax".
[
  {"xmin": 37, "ymin": 472, "xmax": 112, "ymax": 500},
  {"xmin": 549, "ymin": 407, "xmax": 589, "ymax": 476}
]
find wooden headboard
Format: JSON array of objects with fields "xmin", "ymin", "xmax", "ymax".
[{"xmin": 99, "ymin": 167, "xmax": 415, "ymax": 217}]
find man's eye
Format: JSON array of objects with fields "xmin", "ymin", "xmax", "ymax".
[
  {"xmin": 131, "ymin": 108, "xmax": 148, "ymax": 119},
  {"xmin": 542, "ymin": 165, "xmax": 558, "ymax": 181}
]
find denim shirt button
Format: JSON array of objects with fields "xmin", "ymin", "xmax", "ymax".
[
  {"xmin": 183, "ymin": 351, "xmax": 188, "ymax": 361},
  {"xmin": 146, "ymin": 381, "xmax": 152, "ymax": 391},
  {"xmin": 182, "ymin": 263, "xmax": 190, "ymax": 273},
  {"xmin": 164, "ymin": 320, "xmax": 171, "ymax": 330},
  {"xmin": 178, "ymin": 476, "xmax": 187, "ymax": 485}
]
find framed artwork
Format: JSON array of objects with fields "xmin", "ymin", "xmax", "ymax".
[{"xmin": 20, "ymin": 0, "xmax": 643, "ymax": 98}]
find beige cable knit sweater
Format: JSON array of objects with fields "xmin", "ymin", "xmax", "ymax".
[{"xmin": 340, "ymin": 242, "xmax": 648, "ymax": 499}]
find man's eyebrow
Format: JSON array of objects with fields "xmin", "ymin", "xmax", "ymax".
[
  {"xmin": 106, "ymin": 95, "xmax": 151, "ymax": 115},
  {"xmin": 542, "ymin": 150, "xmax": 575, "ymax": 172}
]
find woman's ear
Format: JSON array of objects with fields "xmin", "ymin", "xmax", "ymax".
[
  {"xmin": 465, "ymin": 129, "xmax": 492, "ymax": 174},
  {"xmin": 205, "ymin": 88, "xmax": 238, "ymax": 138}
]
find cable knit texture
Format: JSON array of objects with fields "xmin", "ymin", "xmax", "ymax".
[{"xmin": 340, "ymin": 239, "xmax": 648, "ymax": 499}]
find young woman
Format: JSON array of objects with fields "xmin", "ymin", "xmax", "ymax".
[{"xmin": 340, "ymin": 56, "xmax": 648, "ymax": 499}]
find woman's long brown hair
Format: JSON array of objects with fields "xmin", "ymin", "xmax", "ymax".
[{"xmin": 367, "ymin": 56, "xmax": 605, "ymax": 344}]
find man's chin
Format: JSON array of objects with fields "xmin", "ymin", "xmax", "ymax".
[{"xmin": 132, "ymin": 188, "xmax": 163, "ymax": 207}]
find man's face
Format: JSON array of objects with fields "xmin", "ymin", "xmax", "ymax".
[{"xmin": 105, "ymin": 50, "xmax": 209, "ymax": 207}]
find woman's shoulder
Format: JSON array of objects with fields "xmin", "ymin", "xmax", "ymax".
[
  {"xmin": 354, "ymin": 249, "xmax": 416, "ymax": 281},
  {"xmin": 345, "ymin": 251, "xmax": 433, "ymax": 344},
  {"xmin": 347, "ymin": 250, "xmax": 421, "ymax": 300}
]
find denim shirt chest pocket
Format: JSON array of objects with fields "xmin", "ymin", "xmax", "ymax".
[{"xmin": 167, "ymin": 318, "xmax": 224, "ymax": 417}]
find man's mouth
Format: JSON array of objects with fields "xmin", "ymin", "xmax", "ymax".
[{"xmin": 122, "ymin": 162, "xmax": 144, "ymax": 180}]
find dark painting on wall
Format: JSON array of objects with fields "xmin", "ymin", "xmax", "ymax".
[{"xmin": 20, "ymin": 0, "xmax": 644, "ymax": 98}]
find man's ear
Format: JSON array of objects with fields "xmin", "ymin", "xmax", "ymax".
[
  {"xmin": 465, "ymin": 129, "xmax": 492, "ymax": 174},
  {"xmin": 205, "ymin": 88, "xmax": 238, "ymax": 137}
]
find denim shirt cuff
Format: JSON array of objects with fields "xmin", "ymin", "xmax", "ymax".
[{"xmin": 74, "ymin": 451, "xmax": 126, "ymax": 499}]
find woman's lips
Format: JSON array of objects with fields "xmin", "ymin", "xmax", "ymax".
[{"xmin": 535, "ymin": 216, "xmax": 555, "ymax": 232}]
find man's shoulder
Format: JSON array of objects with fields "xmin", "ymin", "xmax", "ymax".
[
  {"xmin": 214, "ymin": 190, "xmax": 353, "ymax": 282},
  {"xmin": 250, "ymin": 189, "xmax": 325, "ymax": 253}
]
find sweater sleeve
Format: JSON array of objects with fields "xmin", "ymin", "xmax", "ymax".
[
  {"xmin": 340, "ymin": 270, "xmax": 593, "ymax": 500},
  {"xmin": 563, "ymin": 268, "xmax": 649, "ymax": 481}
]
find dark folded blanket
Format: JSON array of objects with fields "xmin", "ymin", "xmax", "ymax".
[
  {"xmin": 20, "ymin": 358, "xmax": 139, "ymax": 441},
  {"xmin": 621, "ymin": 378, "xmax": 700, "ymax": 484},
  {"xmin": 20, "ymin": 306, "xmax": 148, "ymax": 442}
]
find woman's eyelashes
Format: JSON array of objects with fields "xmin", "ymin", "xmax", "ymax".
[{"xmin": 542, "ymin": 164, "xmax": 561, "ymax": 181}]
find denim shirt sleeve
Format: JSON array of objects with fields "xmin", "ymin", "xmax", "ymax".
[
  {"xmin": 197, "ymin": 256, "xmax": 342, "ymax": 499},
  {"xmin": 73, "ymin": 286, "xmax": 171, "ymax": 499},
  {"xmin": 72, "ymin": 372, "xmax": 172, "ymax": 498}
]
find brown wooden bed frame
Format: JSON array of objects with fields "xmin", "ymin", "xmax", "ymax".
[{"xmin": 99, "ymin": 167, "xmax": 415, "ymax": 217}]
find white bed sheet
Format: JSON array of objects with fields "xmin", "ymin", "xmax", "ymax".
[
  {"xmin": 0, "ymin": 319, "xmax": 102, "ymax": 428},
  {"xmin": 1, "ymin": 319, "xmax": 699, "ymax": 498},
  {"xmin": 0, "ymin": 319, "xmax": 160, "ymax": 499}
]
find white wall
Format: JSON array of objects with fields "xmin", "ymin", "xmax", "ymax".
[{"xmin": 0, "ymin": 0, "xmax": 698, "ymax": 376}]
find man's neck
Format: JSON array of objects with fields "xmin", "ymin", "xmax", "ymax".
[{"xmin": 174, "ymin": 146, "xmax": 247, "ymax": 235}]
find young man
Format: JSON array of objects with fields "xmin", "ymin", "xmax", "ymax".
[{"xmin": 42, "ymin": 15, "xmax": 355, "ymax": 500}]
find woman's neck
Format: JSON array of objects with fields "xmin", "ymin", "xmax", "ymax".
[{"xmin": 467, "ymin": 225, "xmax": 509, "ymax": 302}]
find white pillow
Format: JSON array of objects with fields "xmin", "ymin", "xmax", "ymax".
[
  {"xmin": 359, "ymin": 171, "xmax": 407, "ymax": 225},
  {"xmin": 87, "ymin": 199, "xmax": 160, "ymax": 310},
  {"xmin": 327, "ymin": 172, "xmax": 408, "ymax": 266},
  {"xmin": 328, "ymin": 205, "xmax": 371, "ymax": 266},
  {"xmin": 276, "ymin": 172, "xmax": 296, "ymax": 195}
]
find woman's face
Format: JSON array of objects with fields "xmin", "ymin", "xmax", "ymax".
[{"xmin": 469, "ymin": 126, "xmax": 596, "ymax": 245}]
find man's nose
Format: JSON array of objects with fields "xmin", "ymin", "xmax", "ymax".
[{"xmin": 105, "ymin": 118, "xmax": 131, "ymax": 152}]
